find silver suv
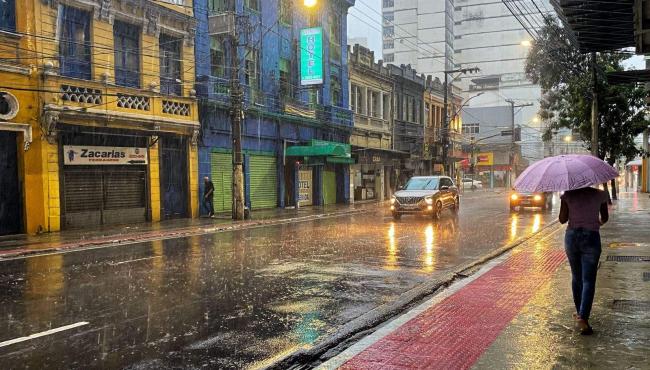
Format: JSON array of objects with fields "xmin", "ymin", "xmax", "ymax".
[{"xmin": 390, "ymin": 176, "xmax": 459, "ymax": 220}]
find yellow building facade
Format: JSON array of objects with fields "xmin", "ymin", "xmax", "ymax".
[{"xmin": 0, "ymin": 0, "xmax": 199, "ymax": 235}]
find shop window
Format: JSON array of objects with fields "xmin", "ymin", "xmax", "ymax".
[
  {"xmin": 245, "ymin": 0, "xmax": 259, "ymax": 12},
  {"xmin": 330, "ymin": 75, "xmax": 341, "ymax": 106},
  {"xmin": 208, "ymin": 0, "xmax": 234, "ymax": 12},
  {"xmin": 114, "ymin": 21, "xmax": 140, "ymax": 88},
  {"xmin": 159, "ymin": 34, "xmax": 182, "ymax": 96},
  {"xmin": 0, "ymin": 0, "xmax": 16, "ymax": 32},
  {"xmin": 280, "ymin": 0, "xmax": 292, "ymax": 25},
  {"xmin": 59, "ymin": 6, "xmax": 92, "ymax": 80},
  {"xmin": 210, "ymin": 37, "xmax": 226, "ymax": 78}
]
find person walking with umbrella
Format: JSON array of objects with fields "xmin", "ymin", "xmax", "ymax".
[
  {"xmin": 514, "ymin": 154, "xmax": 618, "ymax": 335},
  {"xmin": 558, "ymin": 186, "xmax": 608, "ymax": 335}
]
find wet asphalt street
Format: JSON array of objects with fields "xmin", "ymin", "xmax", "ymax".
[{"xmin": 0, "ymin": 195, "xmax": 558, "ymax": 369}]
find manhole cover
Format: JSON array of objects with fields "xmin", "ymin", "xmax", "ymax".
[
  {"xmin": 611, "ymin": 300, "xmax": 650, "ymax": 311},
  {"xmin": 644, "ymin": 272, "xmax": 650, "ymax": 282},
  {"xmin": 606, "ymin": 255, "xmax": 650, "ymax": 262}
]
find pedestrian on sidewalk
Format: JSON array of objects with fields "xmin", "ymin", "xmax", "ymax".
[
  {"xmin": 203, "ymin": 177, "xmax": 215, "ymax": 217},
  {"xmin": 559, "ymin": 186, "xmax": 609, "ymax": 335}
]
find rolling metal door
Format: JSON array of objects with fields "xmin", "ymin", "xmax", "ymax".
[
  {"xmin": 323, "ymin": 170, "xmax": 337, "ymax": 205},
  {"xmin": 249, "ymin": 155, "xmax": 277, "ymax": 210},
  {"xmin": 210, "ymin": 152, "xmax": 232, "ymax": 213},
  {"xmin": 63, "ymin": 167, "xmax": 146, "ymax": 228}
]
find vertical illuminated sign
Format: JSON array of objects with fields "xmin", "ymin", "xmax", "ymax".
[{"xmin": 300, "ymin": 27, "xmax": 323, "ymax": 85}]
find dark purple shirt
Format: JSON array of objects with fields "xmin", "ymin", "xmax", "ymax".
[{"xmin": 560, "ymin": 187, "xmax": 608, "ymax": 231}]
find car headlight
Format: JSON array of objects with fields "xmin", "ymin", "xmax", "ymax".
[
  {"xmin": 511, "ymin": 194, "xmax": 519, "ymax": 201},
  {"xmin": 425, "ymin": 197, "xmax": 434, "ymax": 205},
  {"xmin": 533, "ymin": 195, "xmax": 542, "ymax": 201},
  {"xmin": 390, "ymin": 196, "xmax": 396, "ymax": 204}
]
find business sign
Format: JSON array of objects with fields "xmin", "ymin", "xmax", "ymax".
[
  {"xmin": 64, "ymin": 145, "xmax": 148, "ymax": 165},
  {"xmin": 298, "ymin": 169, "xmax": 313, "ymax": 206},
  {"xmin": 476, "ymin": 152, "xmax": 494, "ymax": 166},
  {"xmin": 300, "ymin": 27, "xmax": 323, "ymax": 86}
]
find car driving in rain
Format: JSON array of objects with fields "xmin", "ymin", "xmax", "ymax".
[
  {"xmin": 509, "ymin": 191, "xmax": 552, "ymax": 212},
  {"xmin": 390, "ymin": 176, "xmax": 459, "ymax": 220}
]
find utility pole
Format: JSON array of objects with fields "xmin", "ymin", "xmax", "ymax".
[
  {"xmin": 442, "ymin": 67, "xmax": 479, "ymax": 176},
  {"xmin": 505, "ymin": 99, "xmax": 532, "ymax": 188},
  {"xmin": 230, "ymin": 24, "xmax": 245, "ymax": 220},
  {"xmin": 590, "ymin": 52, "xmax": 599, "ymax": 157}
]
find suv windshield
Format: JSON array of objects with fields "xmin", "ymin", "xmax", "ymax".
[{"xmin": 404, "ymin": 178, "xmax": 439, "ymax": 190}]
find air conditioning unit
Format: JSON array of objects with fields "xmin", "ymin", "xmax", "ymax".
[{"xmin": 208, "ymin": 12, "xmax": 236, "ymax": 36}]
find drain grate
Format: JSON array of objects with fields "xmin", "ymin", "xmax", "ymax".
[
  {"xmin": 644, "ymin": 272, "xmax": 650, "ymax": 282},
  {"xmin": 606, "ymin": 255, "xmax": 650, "ymax": 262},
  {"xmin": 611, "ymin": 300, "xmax": 650, "ymax": 311}
]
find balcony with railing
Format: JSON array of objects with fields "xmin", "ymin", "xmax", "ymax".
[{"xmin": 41, "ymin": 75, "xmax": 198, "ymax": 133}]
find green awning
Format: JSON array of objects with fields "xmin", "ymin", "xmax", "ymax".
[{"xmin": 285, "ymin": 140, "xmax": 351, "ymax": 158}]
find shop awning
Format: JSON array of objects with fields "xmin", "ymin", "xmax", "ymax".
[
  {"xmin": 285, "ymin": 139, "xmax": 354, "ymax": 164},
  {"xmin": 286, "ymin": 140, "xmax": 351, "ymax": 156}
]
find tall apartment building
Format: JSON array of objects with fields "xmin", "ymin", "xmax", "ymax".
[{"xmin": 382, "ymin": 0, "xmax": 547, "ymax": 161}]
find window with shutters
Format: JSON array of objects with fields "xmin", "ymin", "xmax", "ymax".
[
  {"xmin": 280, "ymin": 0, "xmax": 292, "ymax": 25},
  {"xmin": 59, "ymin": 6, "xmax": 92, "ymax": 80},
  {"xmin": 330, "ymin": 75, "xmax": 341, "ymax": 106},
  {"xmin": 208, "ymin": 0, "xmax": 234, "ymax": 12},
  {"xmin": 210, "ymin": 37, "xmax": 225, "ymax": 77},
  {"xmin": 114, "ymin": 21, "xmax": 141, "ymax": 88},
  {"xmin": 279, "ymin": 58, "xmax": 292, "ymax": 100},
  {"xmin": 245, "ymin": 0, "xmax": 259, "ymax": 12},
  {"xmin": 329, "ymin": 9, "xmax": 341, "ymax": 61},
  {"xmin": 245, "ymin": 48, "xmax": 259, "ymax": 89},
  {"xmin": 159, "ymin": 34, "xmax": 182, "ymax": 96},
  {"xmin": 0, "ymin": 0, "xmax": 16, "ymax": 32}
]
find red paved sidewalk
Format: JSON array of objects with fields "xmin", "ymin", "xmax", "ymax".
[{"xmin": 337, "ymin": 229, "xmax": 566, "ymax": 370}]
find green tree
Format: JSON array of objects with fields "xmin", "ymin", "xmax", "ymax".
[{"xmin": 525, "ymin": 17, "xmax": 649, "ymax": 198}]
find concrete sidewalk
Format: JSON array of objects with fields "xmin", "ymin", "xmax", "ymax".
[
  {"xmin": 0, "ymin": 202, "xmax": 380, "ymax": 259},
  {"xmin": 320, "ymin": 191, "xmax": 649, "ymax": 369}
]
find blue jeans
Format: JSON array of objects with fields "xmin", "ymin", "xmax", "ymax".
[
  {"xmin": 564, "ymin": 228, "xmax": 601, "ymax": 321},
  {"xmin": 204, "ymin": 197, "xmax": 214, "ymax": 216}
]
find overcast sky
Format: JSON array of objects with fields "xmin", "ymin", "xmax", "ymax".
[{"xmin": 347, "ymin": 0, "xmax": 383, "ymax": 57}]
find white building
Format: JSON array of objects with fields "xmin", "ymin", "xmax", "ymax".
[{"xmin": 382, "ymin": 0, "xmax": 549, "ymax": 160}]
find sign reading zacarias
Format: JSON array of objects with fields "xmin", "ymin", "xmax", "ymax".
[{"xmin": 63, "ymin": 145, "xmax": 148, "ymax": 165}]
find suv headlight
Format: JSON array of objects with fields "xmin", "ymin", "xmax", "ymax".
[
  {"xmin": 511, "ymin": 194, "xmax": 519, "ymax": 201},
  {"xmin": 533, "ymin": 195, "xmax": 542, "ymax": 201},
  {"xmin": 390, "ymin": 196, "xmax": 396, "ymax": 204},
  {"xmin": 425, "ymin": 197, "xmax": 434, "ymax": 205}
]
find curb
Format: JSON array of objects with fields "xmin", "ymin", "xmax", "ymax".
[
  {"xmin": 0, "ymin": 207, "xmax": 377, "ymax": 261},
  {"xmin": 262, "ymin": 220, "xmax": 562, "ymax": 370}
]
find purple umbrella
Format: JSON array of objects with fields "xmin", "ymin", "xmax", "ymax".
[{"xmin": 514, "ymin": 154, "xmax": 619, "ymax": 193}]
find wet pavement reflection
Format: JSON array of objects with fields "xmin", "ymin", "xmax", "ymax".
[{"xmin": 0, "ymin": 196, "xmax": 557, "ymax": 369}]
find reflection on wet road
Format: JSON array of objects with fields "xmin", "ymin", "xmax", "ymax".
[{"xmin": 0, "ymin": 196, "xmax": 557, "ymax": 369}]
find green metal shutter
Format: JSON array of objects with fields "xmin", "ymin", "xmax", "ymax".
[
  {"xmin": 249, "ymin": 155, "xmax": 277, "ymax": 209},
  {"xmin": 323, "ymin": 170, "xmax": 337, "ymax": 205},
  {"xmin": 210, "ymin": 152, "xmax": 232, "ymax": 213}
]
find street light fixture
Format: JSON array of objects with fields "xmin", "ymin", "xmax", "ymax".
[{"xmin": 304, "ymin": 0, "xmax": 318, "ymax": 8}]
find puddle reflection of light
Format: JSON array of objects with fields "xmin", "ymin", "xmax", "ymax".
[
  {"xmin": 385, "ymin": 223, "xmax": 398, "ymax": 270},
  {"xmin": 531, "ymin": 214, "xmax": 542, "ymax": 234},
  {"xmin": 423, "ymin": 224, "xmax": 435, "ymax": 272},
  {"xmin": 510, "ymin": 215, "xmax": 519, "ymax": 241}
]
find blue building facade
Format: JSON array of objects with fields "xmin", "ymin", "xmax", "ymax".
[{"xmin": 194, "ymin": 0, "xmax": 355, "ymax": 214}]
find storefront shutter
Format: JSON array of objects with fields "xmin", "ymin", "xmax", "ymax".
[
  {"xmin": 323, "ymin": 169, "xmax": 337, "ymax": 205},
  {"xmin": 248, "ymin": 155, "xmax": 277, "ymax": 210},
  {"xmin": 211, "ymin": 152, "xmax": 232, "ymax": 213}
]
